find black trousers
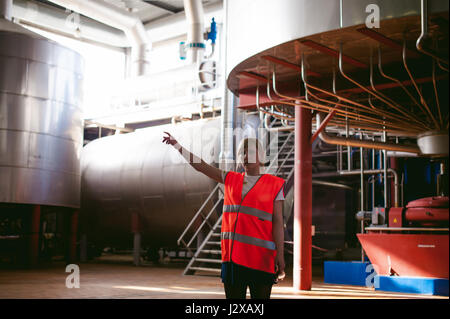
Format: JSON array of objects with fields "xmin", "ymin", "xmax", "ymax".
[{"xmin": 224, "ymin": 282, "xmax": 273, "ymax": 299}]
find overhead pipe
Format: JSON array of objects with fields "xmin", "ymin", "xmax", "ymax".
[
  {"xmin": 47, "ymin": 0, "xmax": 151, "ymax": 76},
  {"xmin": 0, "ymin": 0, "xmax": 12, "ymax": 21},
  {"xmin": 315, "ymin": 113, "xmax": 421, "ymax": 154},
  {"xmin": 313, "ymin": 168, "xmax": 399, "ymax": 208},
  {"xmin": 218, "ymin": 0, "xmax": 234, "ymax": 170},
  {"xmin": 416, "ymin": 0, "xmax": 449, "ymax": 72},
  {"xmin": 183, "ymin": 0, "xmax": 205, "ymax": 64}
]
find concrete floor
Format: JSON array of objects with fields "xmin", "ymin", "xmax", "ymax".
[{"xmin": 0, "ymin": 255, "xmax": 447, "ymax": 299}]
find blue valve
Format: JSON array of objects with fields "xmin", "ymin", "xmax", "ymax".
[{"xmin": 207, "ymin": 17, "xmax": 217, "ymax": 44}]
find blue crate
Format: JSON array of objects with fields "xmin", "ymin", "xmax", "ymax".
[
  {"xmin": 375, "ymin": 276, "xmax": 449, "ymax": 296},
  {"xmin": 324, "ymin": 261, "xmax": 376, "ymax": 287}
]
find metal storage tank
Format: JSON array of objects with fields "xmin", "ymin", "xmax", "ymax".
[
  {"xmin": 0, "ymin": 7, "xmax": 84, "ymax": 265},
  {"xmin": 80, "ymin": 118, "xmax": 221, "ymax": 251}
]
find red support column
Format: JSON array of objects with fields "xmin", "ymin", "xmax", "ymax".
[
  {"xmin": 293, "ymin": 103, "xmax": 312, "ymax": 291},
  {"xmin": 30, "ymin": 205, "xmax": 41, "ymax": 266},
  {"xmin": 69, "ymin": 210, "xmax": 79, "ymax": 262}
]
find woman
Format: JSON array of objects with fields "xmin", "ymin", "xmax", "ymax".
[{"xmin": 162, "ymin": 132, "xmax": 285, "ymax": 299}]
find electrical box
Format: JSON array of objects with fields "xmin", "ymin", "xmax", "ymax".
[
  {"xmin": 371, "ymin": 207, "xmax": 387, "ymax": 226},
  {"xmin": 388, "ymin": 207, "xmax": 403, "ymax": 227}
]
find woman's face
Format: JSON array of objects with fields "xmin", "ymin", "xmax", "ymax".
[{"xmin": 241, "ymin": 143, "xmax": 260, "ymax": 173}]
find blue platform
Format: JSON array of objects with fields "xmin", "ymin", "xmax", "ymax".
[
  {"xmin": 375, "ymin": 276, "xmax": 449, "ymax": 296},
  {"xmin": 324, "ymin": 261, "xmax": 376, "ymax": 287}
]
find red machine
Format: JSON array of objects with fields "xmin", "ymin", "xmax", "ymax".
[{"xmin": 358, "ymin": 196, "xmax": 449, "ymax": 279}]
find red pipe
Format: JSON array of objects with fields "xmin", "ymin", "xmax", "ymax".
[
  {"xmin": 293, "ymin": 101, "xmax": 312, "ymax": 291},
  {"xmin": 30, "ymin": 205, "xmax": 41, "ymax": 266}
]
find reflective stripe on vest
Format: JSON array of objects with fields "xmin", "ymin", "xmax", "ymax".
[
  {"xmin": 222, "ymin": 205, "xmax": 273, "ymax": 222},
  {"xmin": 221, "ymin": 232, "xmax": 276, "ymax": 250}
]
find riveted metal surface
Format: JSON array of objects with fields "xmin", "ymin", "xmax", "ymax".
[{"xmin": 0, "ymin": 18, "xmax": 84, "ymax": 208}]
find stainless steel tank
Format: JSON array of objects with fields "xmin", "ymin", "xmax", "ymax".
[
  {"xmin": 0, "ymin": 18, "xmax": 84, "ymax": 208},
  {"xmin": 226, "ymin": 0, "xmax": 448, "ymax": 80},
  {"xmin": 80, "ymin": 118, "xmax": 221, "ymax": 248}
]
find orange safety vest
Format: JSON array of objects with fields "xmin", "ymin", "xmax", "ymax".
[{"xmin": 221, "ymin": 171, "xmax": 285, "ymax": 274}]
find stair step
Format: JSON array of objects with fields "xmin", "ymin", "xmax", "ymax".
[
  {"xmin": 211, "ymin": 233, "xmax": 221, "ymax": 237},
  {"xmin": 200, "ymin": 249, "xmax": 221, "ymax": 254},
  {"xmin": 194, "ymin": 258, "xmax": 222, "ymax": 263},
  {"xmin": 189, "ymin": 267, "xmax": 221, "ymax": 273},
  {"xmin": 207, "ymin": 241, "xmax": 221, "ymax": 245}
]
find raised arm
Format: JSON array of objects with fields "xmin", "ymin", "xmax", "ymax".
[{"xmin": 162, "ymin": 132, "xmax": 224, "ymax": 184}]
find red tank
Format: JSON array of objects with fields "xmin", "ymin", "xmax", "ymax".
[
  {"xmin": 359, "ymin": 196, "xmax": 449, "ymax": 279},
  {"xmin": 405, "ymin": 196, "xmax": 449, "ymax": 227}
]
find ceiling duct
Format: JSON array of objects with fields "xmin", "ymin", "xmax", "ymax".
[
  {"xmin": 0, "ymin": 0, "xmax": 12, "ymax": 21},
  {"xmin": 47, "ymin": 0, "xmax": 151, "ymax": 76},
  {"xmin": 183, "ymin": 0, "xmax": 205, "ymax": 64}
]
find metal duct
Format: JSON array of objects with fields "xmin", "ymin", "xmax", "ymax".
[
  {"xmin": 0, "ymin": 0, "xmax": 12, "ymax": 21},
  {"xmin": 218, "ymin": 0, "xmax": 235, "ymax": 170},
  {"xmin": 47, "ymin": 0, "xmax": 151, "ymax": 76},
  {"xmin": 12, "ymin": 0, "xmax": 127, "ymax": 49},
  {"xmin": 316, "ymin": 113, "xmax": 421, "ymax": 155},
  {"xmin": 183, "ymin": 0, "xmax": 205, "ymax": 64}
]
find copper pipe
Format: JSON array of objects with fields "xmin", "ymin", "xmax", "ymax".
[
  {"xmin": 329, "ymin": 118, "xmax": 420, "ymax": 136},
  {"xmin": 256, "ymin": 85, "xmax": 294, "ymax": 121},
  {"xmin": 267, "ymin": 58, "xmax": 424, "ymax": 132},
  {"xmin": 432, "ymin": 59, "xmax": 444, "ymax": 129},
  {"xmin": 267, "ymin": 58, "xmax": 423, "ymax": 134},
  {"xmin": 302, "ymin": 90, "xmax": 420, "ymax": 132},
  {"xmin": 276, "ymin": 95, "xmax": 420, "ymax": 133},
  {"xmin": 316, "ymin": 113, "xmax": 421, "ymax": 154},
  {"xmin": 302, "ymin": 74, "xmax": 403, "ymax": 125},
  {"xmin": 270, "ymin": 63, "xmax": 418, "ymax": 132},
  {"xmin": 338, "ymin": 43, "xmax": 422, "ymax": 126},
  {"xmin": 370, "ymin": 51, "xmax": 428, "ymax": 128},
  {"xmin": 402, "ymin": 41, "xmax": 440, "ymax": 129},
  {"xmin": 377, "ymin": 46, "xmax": 426, "ymax": 123}
]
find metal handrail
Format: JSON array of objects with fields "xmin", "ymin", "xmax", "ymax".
[
  {"xmin": 177, "ymin": 183, "xmax": 222, "ymax": 247},
  {"xmin": 275, "ymin": 144, "xmax": 295, "ymax": 175},
  {"xmin": 185, "ymin": 193, "xmax": 224, "ymax": 248},
  {"xmin": 266, "ymin": 131, "xmax": 294, "ymax": 172}
]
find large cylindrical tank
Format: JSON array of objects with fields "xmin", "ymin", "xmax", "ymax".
[
  {"xmin": 0, "ymin": 18, "xmax": 84, "ymax": 208},
  {"xmin": 80, "ymin": 118, "xmax": 221, "ymax": 248},
  {"xmin": 226, "ymin": 0, "xmax": 448, "ymax": 81}
]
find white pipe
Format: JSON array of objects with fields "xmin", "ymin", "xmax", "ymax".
[
  {"xmin": 0, "ymin": 0, "xmax": 12, "ymax": 21},
  {"xmin": 183, "ymin": 0, "xmax": 205, "ymax": 64},
  {"xmin": 316, "ymin": 113, "xmax": 421, "ymax": 154},
  {"xmin": 47, "ymin": 0, "xmax": 151, "ymax": 76}
]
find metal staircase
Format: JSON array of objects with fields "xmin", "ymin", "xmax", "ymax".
[{"xmin": 177, "ymin": 123, "xmax": 296, "ymax": 276}]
